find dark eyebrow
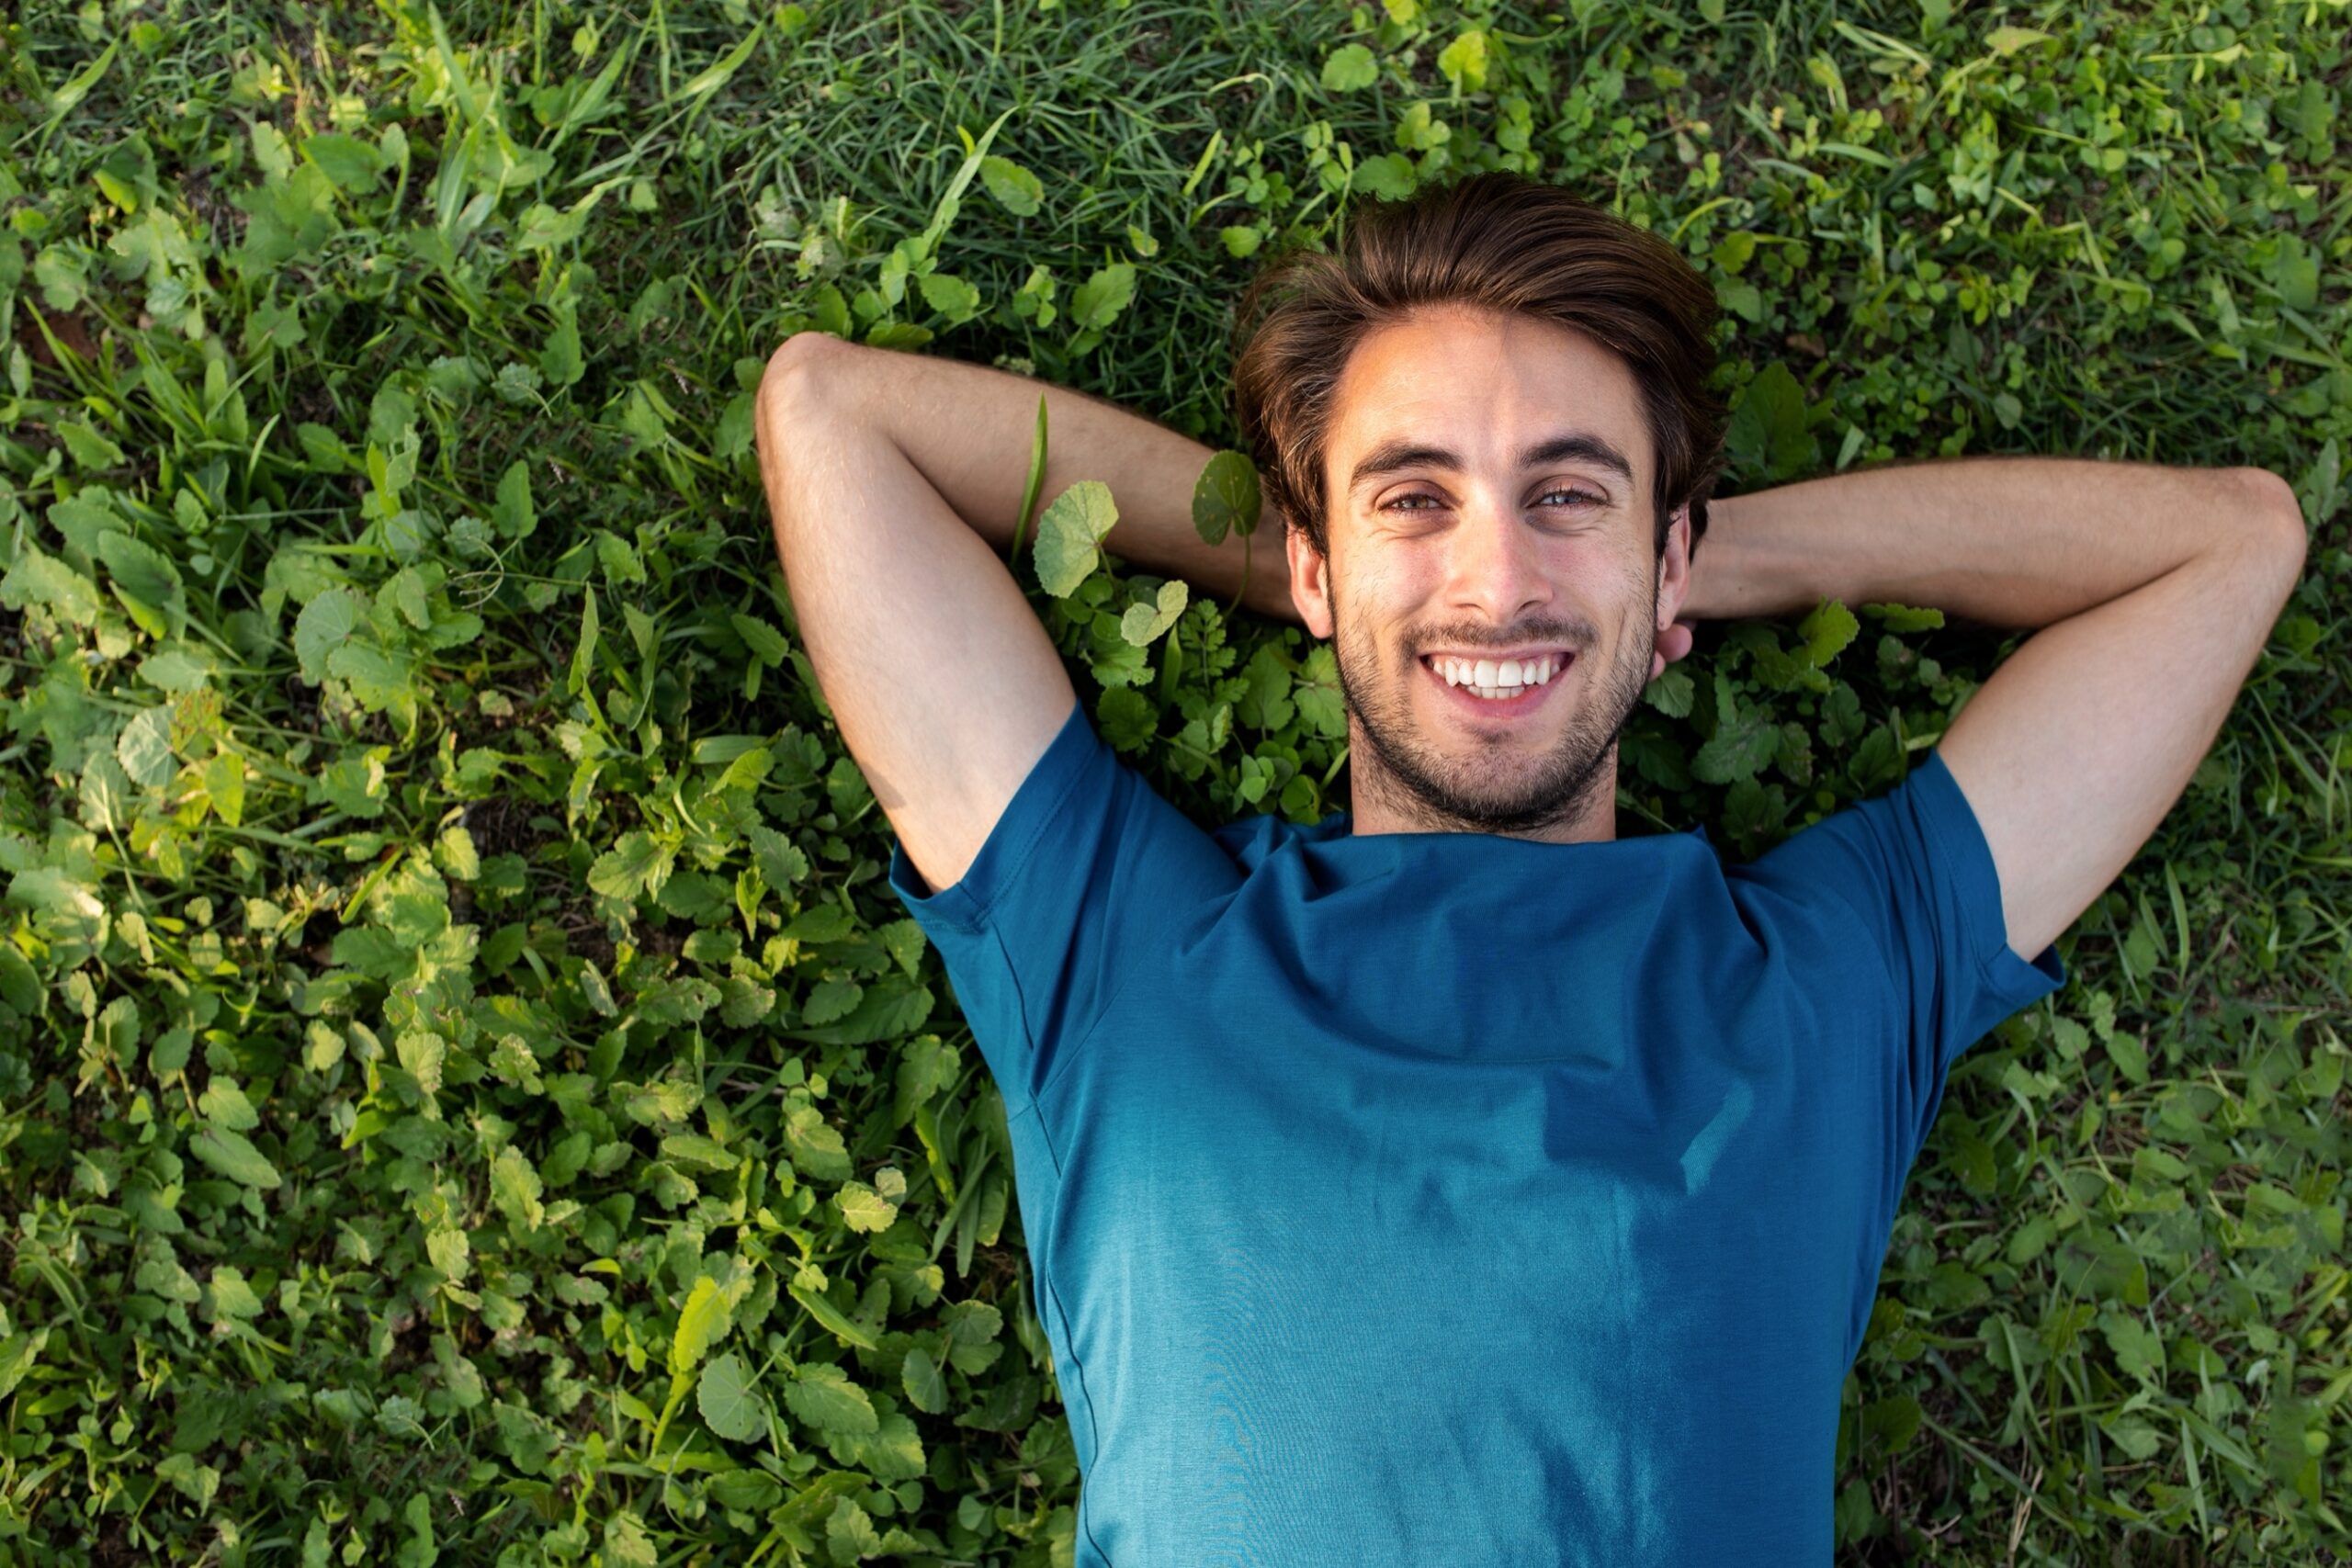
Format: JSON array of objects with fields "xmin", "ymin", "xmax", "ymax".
[{"xmin": 1346, "ymin": 433, "xmax": 1636, "ymax": 495}]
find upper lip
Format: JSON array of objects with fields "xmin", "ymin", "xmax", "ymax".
[{"xmin": 1420, "ymin": 648, "xmax": 1571, "ymax": 663}]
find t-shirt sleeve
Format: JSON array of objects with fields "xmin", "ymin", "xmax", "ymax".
[
  {"xmin": 885, "ymin": 696, "xmax": 1237, "ymax": 1111},
  {"xmin": 1733, "ymin": 747, "xmax": 2067, "ymax": 1162}
]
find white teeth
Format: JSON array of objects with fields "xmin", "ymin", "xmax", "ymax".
[{"xmin": 1432, "ymin": 653, "xmax": 1560, "ymax": 691}]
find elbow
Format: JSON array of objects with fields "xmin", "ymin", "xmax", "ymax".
[
  {"xmin": 2232, "ymin": 467, "xmax": 2309, "ymax": 592},
  {"xmin": 756, "ymin": 332, "xmax": 855, "ymax": 446},
  {"xmin": 764, "ymin": 327, "xmax": 847, "ymax": 389},
  {"xmin": 755, "ymin": 333, "xmax": 856, "ymax": 548},
  {"xmin": 2238, "ymin": 466, "xmax": 2309, "ymax": 554}
]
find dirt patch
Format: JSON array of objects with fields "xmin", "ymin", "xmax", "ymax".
[{"xmin": 17, "ymin": 306, "xmax": 98, "ymax": 369}]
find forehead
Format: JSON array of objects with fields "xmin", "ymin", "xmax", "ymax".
[{"xmin": 1325, "ymin": 305, "xmax": 1649, "ymax": 491}]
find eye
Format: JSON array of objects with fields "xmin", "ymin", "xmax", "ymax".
[{"xmin": 1380, "ymin": 488, "xmax": 1603, "ymax": 512}]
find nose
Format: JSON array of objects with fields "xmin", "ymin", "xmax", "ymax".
[{"xmin": 1443, "ymin": 491, "xmax": 1552, "ymax": 625}]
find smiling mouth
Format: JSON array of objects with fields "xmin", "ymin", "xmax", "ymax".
[{"xmin": 1419, "ymin": 650, "xmax": 1573, "ymax": 709}]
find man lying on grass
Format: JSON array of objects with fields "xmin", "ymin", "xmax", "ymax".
[{"xmin": 752, "ymin": 170, "xmax": 2307, "ymax": 1563}]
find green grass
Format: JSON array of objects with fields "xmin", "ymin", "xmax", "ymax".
[{"xmin": 0, "ymin": 0, "xmax": 2346, "ymax": 1562}]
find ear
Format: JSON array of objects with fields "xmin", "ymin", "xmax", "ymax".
[
  {"xmin": 1649, "ymin": 503, "xmax": 1695, "ymax": 682},
  {"xmin": 1285, "ymin": 518, "xmax": 1335, "ymax": 639},
  {"xmin": 1656, "ymin": 502, "xmax": 1692, "ymax": 620}
]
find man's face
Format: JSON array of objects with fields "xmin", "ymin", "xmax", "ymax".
[{"xmin": 1285, "ymin": 304, "xmax": 1693, "ymax": 839}]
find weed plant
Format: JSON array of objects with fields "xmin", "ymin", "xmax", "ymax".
[{"xmin": 0, "ymin": 0, "xmax": 2346, "ymax": 1562}]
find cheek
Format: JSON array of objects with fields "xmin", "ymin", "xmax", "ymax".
[
  {"xmin": 1342, "ymin": 554, "xmax": 1436, "ymax": 624},
  {"xmin": 1595, "ymin": 556, "xmax": 1653, "ymax": 621}
]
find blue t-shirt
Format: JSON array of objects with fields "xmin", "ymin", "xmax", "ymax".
[{"xmin": 888, "ymin": 697, "xmax": 2065, "ymax": 1566}]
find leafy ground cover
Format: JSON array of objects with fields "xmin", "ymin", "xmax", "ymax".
[{"xmin": 0, "ymin": 0, "xmax": 2346, "ymax": 1562}]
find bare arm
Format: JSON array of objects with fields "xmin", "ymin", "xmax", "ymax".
[
  {"xmin": 753, "ymin": 333, "xmax": 1295, "ymax": 898},
  {"xmin": 808, "ymin": 338, "xmax": 1298, "ymax": 623},
  {"xmin": 1685, "ymin": 457, "xmax": 2308, "ymax": 961}
]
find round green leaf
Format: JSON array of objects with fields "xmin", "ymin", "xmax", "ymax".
[
  {"xmin": 1192, "ymin": 450, "xmax": 1262, "ymax": 546},
  {"xmin": 293, "ymin": 588, "xmax": 366, "ymax": 683},
  {"xmin": 978, "ymin": 155, "xmax": 1043, "ymax": 217},
  {"xmin": 697, "ymin": 1351, "xmax": 766, "ymax": 1441},
  {"xmin": 1321, "ymin": 43, "xmax": 1378, "ymax": 92},
  {"xmin": 783, "ymin": 1360, "xmax": 879, "ymax": 1435},
  {"xmin": 1119, "ymin": 581, "xmax": 1189, "ymax": 647},
  {"xmin": 1068, "ymin": 263, "xmax": 1136, "ymax": 334},
  {"xmin": 1691, "ymin": 703, "xmax": 1779, "ymax": 784},
  {"xmin": 1032, "ymin": 480, "xmax": 1120, "ymax": 597},
  {"xmin": 901, "ymin": 1344, "xmax": 947, "ymax": 1414},
  {"xmin": 1795, "ymin": 598, "xmax": 1860, "ymax": 669},
  {"xmin": 918, "ymin": 271, "xmax": 982, "ymax": 321},
  {"xmin": 1436, "ymin": 29, "xmax": 1487, "ymax": 92},
  {"xmin": 300, "ymin": 131, "xmax": 386, "ymax": 190},
  {"xmin": 1352, "ymin": 152, "xmax": 1416, "ymax": 199},
  {"xmin": 587, "ymin": 831, "xmax": 673, "ymax": 900},
  {"xmin": 835, "ymin": 1179, "xmax": 899, "ymax": 1233},
  {"xmin": 115, "ymin": 705, "xmax": 176, "ymax": 788}
]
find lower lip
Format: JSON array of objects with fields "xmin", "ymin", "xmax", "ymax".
[{"xmin": 1423, "ymin": 655, "xmax": 1570, "ymax": 716}]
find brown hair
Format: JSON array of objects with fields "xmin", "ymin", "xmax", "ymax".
[{"xmin": 1228, "ymin": 170, "xmax": 1728, "ymax": 563}]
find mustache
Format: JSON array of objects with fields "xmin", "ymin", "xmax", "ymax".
[{"xmin": 1408, "ymin": 620, "xmax": 1591, "ymax": 654}]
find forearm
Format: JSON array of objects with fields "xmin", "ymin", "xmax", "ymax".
[
  {"xmin": 785, "ymin": 333, "xmax": 1299, "ymax": 623},
  {"xmin": 1684, "ymin": 456, "xmax": 2288, "ymax": 628}
]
